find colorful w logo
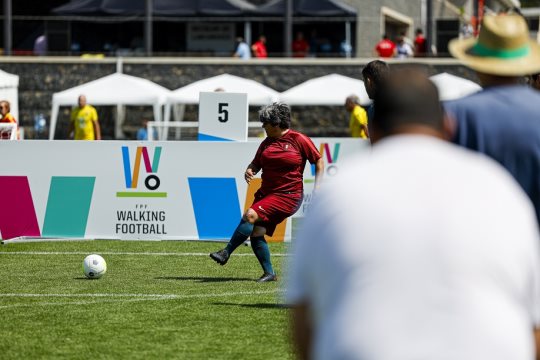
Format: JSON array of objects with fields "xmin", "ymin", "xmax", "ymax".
[
  {"xmin": 310, "ymin": 143, "xmax": 340, "ymax": 176},
  {"xmin": 117, "ymin": 146, "xmax": 166, "ymax": 198}
]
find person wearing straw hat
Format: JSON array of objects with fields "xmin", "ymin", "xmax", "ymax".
[{"xmin": 444, "ymin": 14, "xmax": 540, "ymax": 225}]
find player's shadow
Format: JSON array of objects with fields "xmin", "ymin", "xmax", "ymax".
[
  {"xmin": 213, "ymin": 302, "xmax": 290, "ymax": 309},
  {"xmin": 155, "ymin": 276, "xmax": 254, "ymax": 283}
]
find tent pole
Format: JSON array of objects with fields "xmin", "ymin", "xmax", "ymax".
[
  {"xmin": 426, "ymin": 0, "xmax": 433, "ymax": 56},
  {"xmin": 116, "ymin": 57, "xmax": 123, "ymax": 73},
  {"xmin": 49, "ymin": 104, "xmax": 59, "ymax": 140},
  {"xmin": 345, "ymin": 21, "xmax": 351, "ymax": 58},
  {"xmin": 244, "ymin": 21, "xmax": 252, "ymax": 48},
  {"xmin": 284, "ymin": 0, "xmax": 292, "ymax": 57},
  {"xmin": 145, "ymin": 0, "xmax": 153, "ymax": 56},
  {"xmin": 3, "ymin": 0, "xmax": 12, "ymax": 55},
  {"xmin": 116, "ymin": 104, "xmax": 125, "ymax": 139}
]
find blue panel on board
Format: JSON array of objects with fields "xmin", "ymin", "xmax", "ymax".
[
  {"xmin": 198, "ymin": 133, "xmax": 233, "ymax": 142},
  {"xmin": 188, "ymin": 177, "xmax": 241, "ymax": 240}
]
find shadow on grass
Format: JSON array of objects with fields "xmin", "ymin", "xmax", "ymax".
[
  {"xmin": 155, "ymin": 276, "xmax": 254, "ymax": 283},
  {"xmin": 213, "ymin": 302, "xmax": 291, "ymax": 309}
]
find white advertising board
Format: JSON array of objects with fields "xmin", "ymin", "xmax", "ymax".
[
  {"xmin": 0, "ymin": 139, "xmax": 369, "ymax": 241},
  {"xmin": 198, "ymin": 92, "xmax": 248, "ymax": 142}
]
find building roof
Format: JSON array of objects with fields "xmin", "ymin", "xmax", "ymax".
[
  {"xmin": 53, "ymin": 0, "xmax": 256, "ymax": 15},
  {"xmin": 253, "ymin": 0, "xmax": 357, "ymax": 16}
]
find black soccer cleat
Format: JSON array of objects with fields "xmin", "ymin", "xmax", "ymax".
[
  {"xmin": 256, "ymin": 273, "xmax": 277, "ymax": 283},
  {"xmin": 210, "ymin": 249, "xmax": 230, "ymax": 266}
]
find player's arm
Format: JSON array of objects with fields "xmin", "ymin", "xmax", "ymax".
[
  {"xmin": 361, "ymin": 123, "xmax": 369, "ymax": 138},
  {"xmin": 93, "ymin": 119, "xmax": 101, "ymax": 140},
  {"xmin": 244, "ymin": 163, "xmax": 260, "ymax": 184},
  {"xmin": 313, "ymin": 158, "xmax": 324, "ymax": 191},
  {"xmin": 359, "ymin": 109, "xmax": 369, "ymax": 138},
  {"xmin": 291, "ymin": 301, "xmax": 312, "ymax": 360},
  {"xmin": 92, "ymin": 108, "xmax": 101, "ymax": 140}
]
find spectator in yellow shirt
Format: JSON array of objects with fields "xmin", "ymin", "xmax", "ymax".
[
  {"xmin": 345, "ymin": 95, "xmax": 369, "ymax": 139},
  {"xmin": 68, "ymin": 95, "xmax": 101, "ymax": 140},
  {"xmin": 0, "ymin": 100, "xmax": 19, "ymax": 139}
]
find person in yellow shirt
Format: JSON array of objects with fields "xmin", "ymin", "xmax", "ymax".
[
  {"xmin": 0, "ymin": 100, "xmax": 19, "ymax": 139},
  {"xmin": 345, "ymin": 95, "xmax": 369, "ymax": 139},
  {"xmin": 69, "ymin": 95, "xmax": 101, "ymax": 140}
]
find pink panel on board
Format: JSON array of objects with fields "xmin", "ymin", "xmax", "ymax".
[{"xmin": 0, "ymin": 176, "xmax": 41, "ymax": 239}]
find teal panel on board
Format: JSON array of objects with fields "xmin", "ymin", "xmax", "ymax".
[{"xmin": 42, "ymin": 177, "xmax": 95, "ymax": 238}]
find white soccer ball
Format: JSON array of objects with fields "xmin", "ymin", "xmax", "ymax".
[{"xmin": 83, "ymin": 254, "xmax": 107, "ymax": 279}]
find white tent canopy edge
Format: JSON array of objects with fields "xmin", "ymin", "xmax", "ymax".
[{"xmin": 49, "ymin": 73, "xmax": 171, "ymax": 140}]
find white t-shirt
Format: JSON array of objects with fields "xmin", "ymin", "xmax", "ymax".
[{"xmin": 286, "ymin": 135, "xmax": 540, "ymax": 360}]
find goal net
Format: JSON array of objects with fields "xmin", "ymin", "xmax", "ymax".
[
  {"xmin": 0, "ymin": 123, "xmax": 17, "ymax": 140},
  {"xmin": 147, "ymin": 121, "xmax": 264, "ymax": 141}
]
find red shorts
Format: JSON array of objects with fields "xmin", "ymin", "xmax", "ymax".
[{"xmin": 251, "ymin": 192, "xmax": 302, "ymax": 236}]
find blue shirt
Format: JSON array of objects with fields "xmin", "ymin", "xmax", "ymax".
[
  {"xmin": 235, "ymin": 42, "xmax": 251, "ymax": 60},
  {"xmin": 444, "ymin": 85, "xmax": 540, "ymax": 223},
  {"xmin": 136, "ymin": 127, "xmax": 157, "ymax": 141}
]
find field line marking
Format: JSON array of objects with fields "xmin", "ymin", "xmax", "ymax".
[
  {"xmin": 0, "ymin": 293, "xmax": 193, "ymax": 298},
  {"xmin": 0, "ymin": 251, "xmax": 289, "ymax": 257},
  {"xmin": 0, "ymin": 289, "xmax": 284, "ymax": 309}
]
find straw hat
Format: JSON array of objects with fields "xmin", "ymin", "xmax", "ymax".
[{"xmin": 449, "ymin": 14, "xmax": 540, "ymax": 76}]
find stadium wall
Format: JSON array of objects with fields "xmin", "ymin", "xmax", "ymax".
[
  {"xmin": 0, "ymin": 57, "xmax": 477, "ymax": 139},
  {"xmin": 0, "ymin": 138, "xmax": 369, "ymax": 241}
]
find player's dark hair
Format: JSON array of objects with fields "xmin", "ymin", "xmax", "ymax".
[
  {"xmin": 259, "ymin": 102, "xmax": 291, "ymax": 129},
  {"xmin": 373, "ymin": 69, "xmax": 444, "ymax": 134},
  {"xmin": 362, "ymin": 60, "xmax": 390, "ymax": 86}
]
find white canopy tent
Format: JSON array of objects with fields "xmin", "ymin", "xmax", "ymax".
[
  {"xmin": 49, "ymin": 73, "xmax": 171, "ymax": 139},
  {"xmin": 429, "ymin": 72, "xmax": 482, "ymax": 102},
  {"xmin": 0, "ymin": 69, "xmax": 19, "ymax": 122},
  {"xmin": 279, "ymin": 73, "xmax": 371, "ymax": 106},
  {"xmin": 163, "ymin": 73, "xmax": 280, "ymax": 123}
]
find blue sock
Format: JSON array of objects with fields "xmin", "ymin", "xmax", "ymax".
[
  {"xmin": 225, "ymin": 219, "xmax": 254, "ymax": 255},
  {"xmin": 250, "ymin": 236, "xmax": 274, "ymax": 275}
]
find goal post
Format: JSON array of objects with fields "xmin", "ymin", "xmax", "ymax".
[{"xmin": 0, "ymin": 123, "xmax": 18, "ymax": 140}]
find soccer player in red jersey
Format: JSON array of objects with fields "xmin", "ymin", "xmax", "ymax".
[
  {"xmin": 210, "ymin": 103, "xmax": 324, "ymax": 282},
  {"xmin": 251, "ymin": 35, "xmax": 268, "ymax": 58},
  {"xmin": 375, "ymin": 34, "xmax": 396, "ymax": 58}
]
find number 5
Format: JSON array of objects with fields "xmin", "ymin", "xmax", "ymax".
[{"xmin": 218, "ymin": 103, "xmax": 229, "ymax": 122}]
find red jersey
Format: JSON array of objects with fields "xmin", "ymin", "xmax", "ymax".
[
  {"xmin": 375, "ymin": 39, "xmax": 396, "ymax": 58},
  {"xmin": 414, "ymin": 35, "xmax": 427, "ymax": 55},
  {"xmin": 252, "ymin": 41, "xmax": 268, "ymax": 58},
  {"xmin": 292, "ymin": 39, "xmax": 309, "ymax": 57},
  {"xmin": 251, "ymin": 130, "xmax": 321, "ymax": 195}
]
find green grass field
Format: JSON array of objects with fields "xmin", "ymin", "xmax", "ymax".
[{"xmin": 0, "ymin": 240, "xmax": 294, "ymax": 359}]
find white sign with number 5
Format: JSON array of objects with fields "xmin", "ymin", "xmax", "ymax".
[{"xmin": 198, "ymin": 92, "xmax": 248, "ymax": 142}]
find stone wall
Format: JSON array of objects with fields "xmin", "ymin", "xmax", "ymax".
[{"xmin": 0, "ymin": 57, "xmax": 478, "ymax": 140}]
